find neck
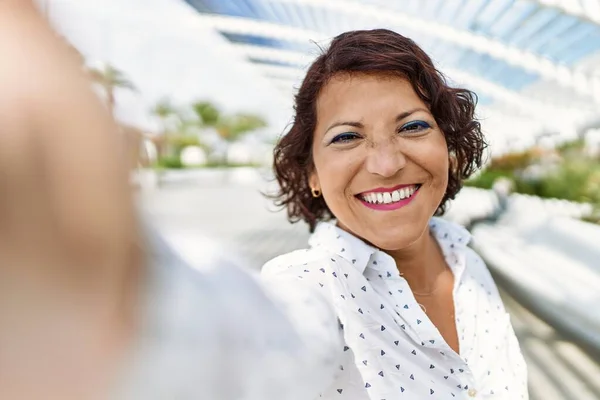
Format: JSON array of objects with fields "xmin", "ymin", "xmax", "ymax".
[{"xmin": 385, "ymin": 227, "xmax": 446, "ymax": 293}]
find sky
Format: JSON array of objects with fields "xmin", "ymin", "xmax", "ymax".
[{"xmin": 44, "ymin": 0, "xmax": 295, "ymax": 134}]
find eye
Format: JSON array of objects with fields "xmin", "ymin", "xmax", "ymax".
[
  {"xmin": 399, "ymin": 120, "xmax": 431, "ymax": 134},
  {"xmin": 331, "ymin": 132, "xmax": 359, "ymax": 144}
]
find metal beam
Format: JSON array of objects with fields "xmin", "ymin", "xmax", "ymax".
[
  {"xmin": 256, "ymin": 0, "xmax": 598, "ymax": 100},
  {"xmin": 230, "ymin": 43, "xmax": 584, "ymax": 126},
  {"xmin": 530, "ymin": 0, "xmax": 600, "ymax": 25},
  {"xmin": 199, "ymin": 14, "xmax": 329, "ymax": 43}
]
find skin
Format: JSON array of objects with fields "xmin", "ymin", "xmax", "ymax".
[
  {"xmin": 309, "ymin": 73, "xmax": 459, "ymax": 353},
  {"xmin": 0, "ymin": 2, "xmax": 141, "ymax": 398}
]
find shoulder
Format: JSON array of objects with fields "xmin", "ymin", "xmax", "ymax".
[
  {"xmin": 431, "ymin": 217, "xmax": 493, "ymax": 281},
  {"xmin": 135, "ymin": 233, "xmax": 341, "ymax": 399},
  {"xmin": 464, "ymin": 246, "xmax": 494, "ymax": 282},
  {"xmin": 262, "ymin": 247, "xmax": 334, "ymax": 277},
  {"xmin": 463, "ymin": 245, "xmax": 504, "ymax": 303},
  {"xmin": 261, "ymin": 247, "xmax": 349, "ymax": 303}
]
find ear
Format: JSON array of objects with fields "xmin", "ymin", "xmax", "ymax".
[{"xmin": 308, "ymin": 169, "xmax": 320, "ymax": 191}]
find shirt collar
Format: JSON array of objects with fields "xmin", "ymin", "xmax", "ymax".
[
  {"xmin": 309, "ymin": 221, "xmax": 376, "ymax": 274},
  {"xmin": 308, "ymin": 217, "xmax": 471, "ymax": 275},
  {"xmin": 428, "ymin": 217, "xmax": 471, "ymax": 249}
]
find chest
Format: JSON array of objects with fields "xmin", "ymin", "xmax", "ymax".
[
  {"xmin": 323, "ymin": 278, "xmax": 524, "ymax": 400},
  {"xmin": 415, "ymin": 286, "xmax": 459, "ymax": 354}
]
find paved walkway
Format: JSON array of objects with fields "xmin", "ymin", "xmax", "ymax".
[{"xmin": 140, "ymin": 181, "xmax": 600, "ymax": 400}]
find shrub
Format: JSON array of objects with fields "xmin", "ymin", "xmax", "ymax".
[
  {"xmin": 156, "ymin": 156, "xmax": 184, "ymax": 169},
  {"xmin": 465, "ymin": 169, "xmax": 513, "ymax": 189}
]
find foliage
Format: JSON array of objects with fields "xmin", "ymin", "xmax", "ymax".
[
  {"xmin": 466, "ymin": 139, "xmax": 600, "ymax": 224},
  {"xmin": 164, "ymin": 133, "xmax": 207, "ymax": 154},
  {"xmin": 191, "ymin": 100, "xmax": 266, "ymax": 140},
  {"xmin": 89, "ymin": 64, "xmax": 137, "ymax": 92},
  {"xmin": 202, "ymin": 161, "xmax": 262, "ymax": 168},
  {"xmin": 149, "ymin": 98, "xmax": 267, "ymax": 168},
  {"xmin": 192, "ymin": 101, "xmax": 220, "ymax": 126},
  {"xmin": 153, "ymin": 158, "xmax": 260, "ymax": 170},
  {"xmin": 216, "ymin": 113, "xmax": 267, "ymax": 142},
  {"xmin": 487, "ymin": 149, "xmax": 536, "ymax": 171},
  {"xmin": 190, "ymin": 100, "xmax": 267, "ymax": 164},
  {"xmin": 528, "ymin": 162, "xmax": 597, "ymax": 203},
  {"xmin": 464, "ymin": 170, "xmax": 513, "ymax": 190},
  {"xmin": 152, "ymin": 98, "xmax": 180, "ymax": 124},
  {"xmin": 555, "ymin": 138, "xmax": 586, "ymax": 155},
  {"xmin": 155, "ymin": 156, "xmax": 184, "ymax": 169},
  {"xmin": 88, "ymin": 64, "xmax": 137, "ymax": 114}
]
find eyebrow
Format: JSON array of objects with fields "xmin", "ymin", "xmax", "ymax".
[
  {"xmin": 396, "ymin": 107, "xmax": 430, "ymax": 122},
  {"xmin": 324, "ymin": 107, "xmax": 430, "ymax": 134}
]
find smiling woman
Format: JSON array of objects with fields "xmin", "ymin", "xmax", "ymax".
[{"xmin": 264, "ymin": 29, "xmax": 529, "ymax": 400}]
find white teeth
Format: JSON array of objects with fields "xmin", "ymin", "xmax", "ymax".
[
  {"xmin": 361, "ymin": 185, "xmax": 419, "ymax": 204},
  {"xmin": 383, "ymin": 192, "xmax": 392, "ymax": 204}
]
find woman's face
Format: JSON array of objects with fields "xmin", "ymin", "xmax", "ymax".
[{"xmin": 310, "ymin": 73, "xmax": 449, "ymax": 251}]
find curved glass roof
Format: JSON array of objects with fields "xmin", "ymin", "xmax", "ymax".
[{"xmin": 184, "ymin": 0, "xmax": 600, "ymax": 152}]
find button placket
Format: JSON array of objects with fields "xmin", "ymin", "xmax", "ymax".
[{"xmin": 460, "ymin": 369, "xmax": 477, "ymax": 399}]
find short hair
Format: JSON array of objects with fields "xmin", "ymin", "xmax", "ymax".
[{"xmin": 271, "ymin": 29, "xmax": 487, "ymax": 232}]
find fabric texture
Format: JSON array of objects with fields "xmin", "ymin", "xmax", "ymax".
[{"xmin": 262, "ymin": 217, "xmax": 528, "ymax": 400}]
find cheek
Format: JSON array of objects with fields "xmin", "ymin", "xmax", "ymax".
[
  {"xmin": 425, "ymin": 136, "xmax": 449, "ymax": 182},
  {"xmin": 314, "ymin": 151, "xmax": 358, "ymax": 200}
]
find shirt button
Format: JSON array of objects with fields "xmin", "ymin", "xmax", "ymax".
[{"xmin": 468, "ymin": 388, "xmax": 478, "ymax": 397}]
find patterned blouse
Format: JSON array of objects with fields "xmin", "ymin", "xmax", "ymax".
[{"xmin": 262, "ymin": 217, "xmax": 528, "ymax": 400}]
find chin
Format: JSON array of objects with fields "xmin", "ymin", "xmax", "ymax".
[
  {"xmin": 361, "ymin": 225, "xmax": 421, "ymax": 252},
  {"xmin": 371, "ymin": 233, "xmax": 417, "ymax": 252}
]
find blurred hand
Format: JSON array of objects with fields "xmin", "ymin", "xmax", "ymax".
[
  {"xmin": 0, "ymin": 2, "xmax": 140, "ymax": 398},
  {"xmin": 0, "ymin": 0, "xmax": 136, "ymax": 276}
]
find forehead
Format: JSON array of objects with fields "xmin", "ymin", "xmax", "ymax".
[{"xmin": 316, "ymin": 73, "xmax": 427, "ymax": 122}]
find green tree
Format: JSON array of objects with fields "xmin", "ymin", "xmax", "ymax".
[
  {"xmin": 192, "ymin": 101, "xmax": 220, "ymax": 127},
  {"xmin": 152, "ymin": 98, "xmax": 180, "ymax": 134},
  {"xmin": 191, "ymin": 100, "xmax": 267, "ymax": 165},
  {"xmin": 152, "ymin": 99, "xmax": 210, "ymax": 165},
  {"xmin": 89, "ymin": 64, "xmax": 137, "ymax": 116}
]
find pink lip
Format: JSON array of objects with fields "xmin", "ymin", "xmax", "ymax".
[
  {"xmin": 358, "ymin": 186, "xmax": 420, "ymax": 211},
  {"xmin": 359, "ymin": 183, "xmax": 418, "ymax": 195}
]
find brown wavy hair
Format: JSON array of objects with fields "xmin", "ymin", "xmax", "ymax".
[{"xmin": 272, "ymin": 29, "xmax": 487, "ymax": 232}]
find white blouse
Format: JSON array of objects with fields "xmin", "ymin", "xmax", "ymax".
[{"xmin": 262, "ymin": 217, "xmax": 528, "ymax": 400}]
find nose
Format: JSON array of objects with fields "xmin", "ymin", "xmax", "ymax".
[{"xmin": 364, "ymin": 139, "xmax": 407, "ymax": 178}]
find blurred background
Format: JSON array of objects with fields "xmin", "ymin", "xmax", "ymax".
[{"xmin": 42, "ymin": 0, "xmax": 599, "ymax": 398}]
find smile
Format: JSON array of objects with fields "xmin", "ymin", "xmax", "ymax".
[{"xmin": 357, "ymin": 184, "xmax": 421, "ymax": 211}]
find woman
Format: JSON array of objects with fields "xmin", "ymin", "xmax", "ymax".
[
  {"xmin": 0, "ymin": 2, "xmax": 340, "ymax": 399},
  {"xmin": 264, "ymin": 29, "xmax": 528, "ymax": 399}
]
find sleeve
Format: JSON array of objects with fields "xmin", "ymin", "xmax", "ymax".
[
  {"xmin": 200, "ymin": 253, "xmax": 343, "ymax": 400},
  {"xmin": 116, "ymin": 228, "xmax": 341, "ymax": 400},
  {"xmin": 261, "ymin": 256, "xmax": 344, "ymax": 392}
]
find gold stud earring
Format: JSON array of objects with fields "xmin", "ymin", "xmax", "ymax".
[{"xmin": 311, "ymin": 188, "xmax": 322, "ymax": 198}]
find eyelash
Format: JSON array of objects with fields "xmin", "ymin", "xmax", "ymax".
[
  {"xmin": 330, "ymin": 132, "xmax": 360, "ymax": 144},
  {"xmin": 330, "ymin": 120, "xmax": 431, "ymax": 144},
  {"xmin": 398, "ymin": 120, "xmax": 431, "ymax": 133}
]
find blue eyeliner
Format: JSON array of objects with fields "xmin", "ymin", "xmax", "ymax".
[
  {"xmin": 331, "ymin": 132, "xmax": 358, "ymax": 144},
  {"xmin": 400, "ymin": 120, "xmax": 431, "ymax": 131}
]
